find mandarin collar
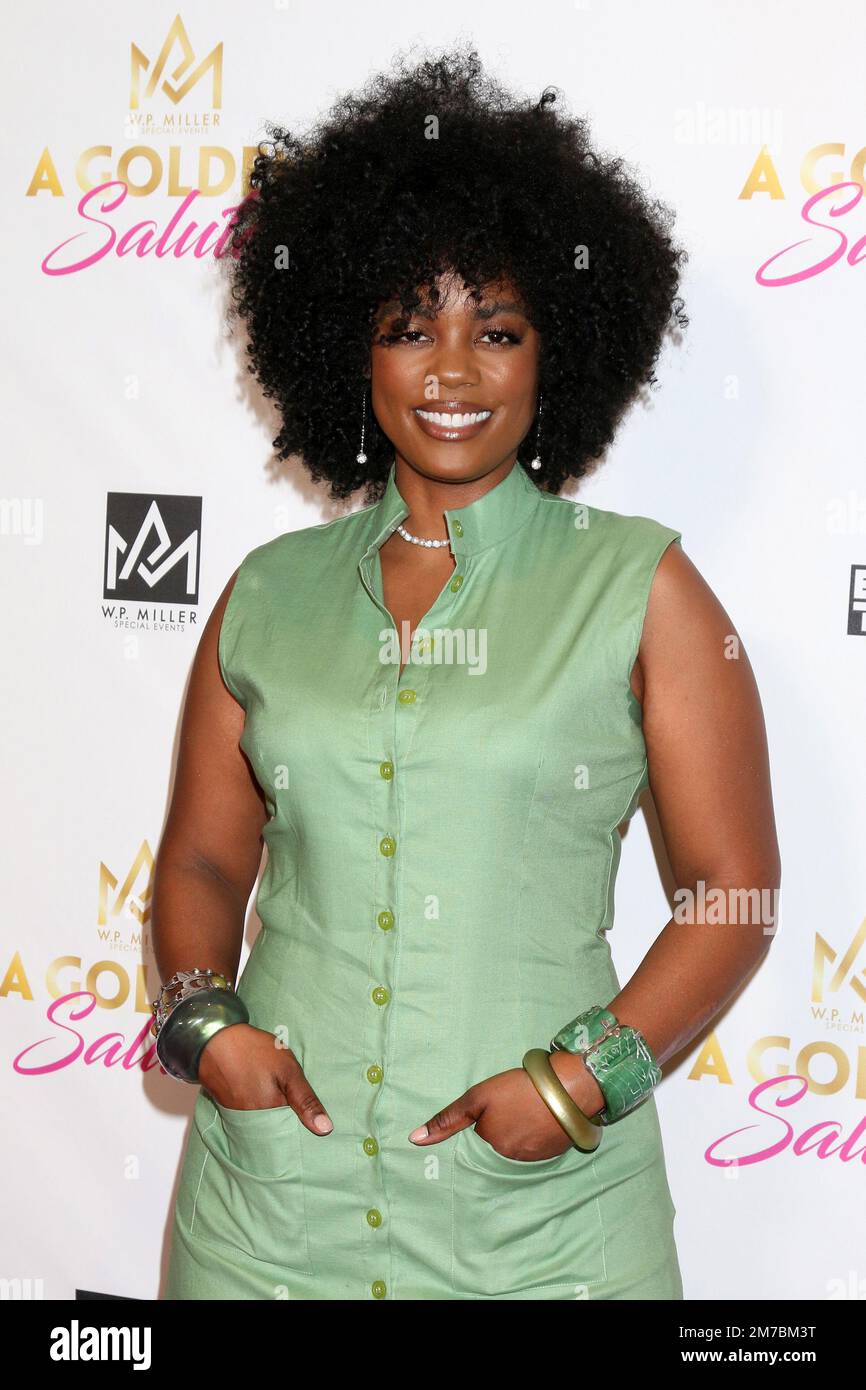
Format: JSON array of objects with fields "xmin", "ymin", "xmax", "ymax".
[{"xmin": 362, "ymin": 459, "xmax": 543, "ymax": 559}]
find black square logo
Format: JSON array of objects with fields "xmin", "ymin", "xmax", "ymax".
[
  {"xmin": 104, "ymin": 494, "xmax": 202, "ymax": 603},
  {"xmin": 848, "ymin": 564, "xmax": 866, "ymax": 636}
]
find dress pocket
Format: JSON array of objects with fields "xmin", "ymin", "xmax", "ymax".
[
  {"xmin": 451, "ymin": 1124, "xmax": 607, "ymax": 1297},
  {"xmin": 189, "ymin": 1091, "xmax": 312, "ymax": 1274}
]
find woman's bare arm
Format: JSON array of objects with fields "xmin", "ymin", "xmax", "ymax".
[
  {"xmin": 150, "ymin": 574, "xmax": 334, "ymax": 1128},
  {"xmin": 554, "ymin": 540, "xmax": 782, "ymax": 1113},
  {"xmin": 619, "ymin": 541, "xmax": 781, "ymax": 1047},
  {"xmin": 152, "ymin": 571, "xmax": 267, "ymax": 988}
]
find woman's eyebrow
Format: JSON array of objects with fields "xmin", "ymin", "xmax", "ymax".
[
  {"xmin": 376, "ymin": 298, "xmax": 527, "ymax": 321},
  {"xmin": 473, "ymin": 299, "xmax": 527, "ymax": 319}
]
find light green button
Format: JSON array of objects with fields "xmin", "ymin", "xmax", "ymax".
[
  {"xmin": 377, "ymin": 909, "xmax": 395, "ymax": 931},
  {"xmin": 449, "ymin": 574, "xmax": 463, "ymax": 592},
  {"xmin": 363, "ymin": 1136, "xmax": 379, "ymax": 1156},
  {"xmin": 366, "ymin": 1064, "xmax": 383, "ymax": 1084},
  {"xmin": 453, "ymin": 519, "xmax": 464, "ymax": 537},
  {"xmin": 366, "ymin": 1208, "xmax": 383, "ymax": 1228},
  {"xmin": 371, "ymin": 1280, "xmax": 387, "ymax": 1299},
  {"xmin": 372, "ymin": 985, "xmax": 390, "ymax": 1006},
  {"xmin": 398, "ymin": 689, "xmax": 416, "ymax": 704},
  {"xmin": 379, "ymin": 760, "xmax": 394, "ymax": 780},
  {"xmin": 379, "ymin": 835, "xmax": 396, "ymax": 856}
]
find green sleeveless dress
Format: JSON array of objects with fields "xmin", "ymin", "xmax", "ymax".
[{"xmin": 163, "ymin": 459, "xmax": 684, "ymax": 1300}]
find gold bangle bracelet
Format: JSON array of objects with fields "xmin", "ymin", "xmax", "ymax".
[{"xmin": 522, "ymin": 1047, "xmax": 603, "ymax": 1153}]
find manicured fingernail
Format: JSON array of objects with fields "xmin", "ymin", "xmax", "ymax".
[
  {"xmin": 408, "ymin": 1125, "xmax": 429, "ymax": 1142},
  {"xmin": 314, "ymin": 1114, "xmax": 333, "ymax": 1133}
]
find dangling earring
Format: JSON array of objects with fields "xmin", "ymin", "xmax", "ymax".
[
  {"xmin": 356, "ymin": 389, "xmax": 367, "ymax": 465},
  {"xmin": 530, "ymin": 391, "xmax": 543, "ymax": 470}
]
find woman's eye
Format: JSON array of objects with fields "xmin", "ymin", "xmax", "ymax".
[{"xmin": 480, "ymin": 328, "xmax": 522, "ymax": 346}]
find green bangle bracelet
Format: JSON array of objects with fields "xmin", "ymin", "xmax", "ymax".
[
  {"xmin": 582, "ymin": 1025, "xmax": 662, "ymax": 1123},
  {"xmin": 550, "ymin": 1004, "xmax": 619, "ymax": 1055},
  {"xmin": 550, "ymin": 1003, "xmax": 661, "ymax": 1124},
  {"xmin": 155, "ymin": 988, "xmax": 250, "ymax": 1084}
]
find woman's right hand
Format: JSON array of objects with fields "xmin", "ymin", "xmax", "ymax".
[{"xmin": 196, "ymin": 1023, "xmax": 334, "ymax": 1134}]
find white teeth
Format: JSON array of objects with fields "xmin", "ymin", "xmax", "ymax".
[{"xmin": 414, "ymin": 409, "xmax": 492, "ymax": 428}]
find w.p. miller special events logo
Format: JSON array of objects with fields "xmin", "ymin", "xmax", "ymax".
[
  {"xmin": 98, "ymin": 840, "xmax": 153, "ymax": 952},
  {"xmin": 130, "ymin": 13, "xmax": 223, "ymax": 125},
  {"xmin": 102, "ymin": 492, "xmax": 201, "ymax": 631},
  {"xmin": 813, "ymin": 915, "xmax": 866, "ymax": 1019}
]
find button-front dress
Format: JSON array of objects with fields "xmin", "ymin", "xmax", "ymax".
[{"xmin": 163, "ymin": 459, "xmax": 684, "ymax": 1300}]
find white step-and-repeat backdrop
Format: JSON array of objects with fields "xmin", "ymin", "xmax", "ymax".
[{"xmin": 3, "ymin": 1, "xmax": 864, "ymax": 1301}]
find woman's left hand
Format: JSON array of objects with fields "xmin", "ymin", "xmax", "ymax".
[{"xmin": 408, "ymin": 1051, "xmax": 605, "ymax": 1161}]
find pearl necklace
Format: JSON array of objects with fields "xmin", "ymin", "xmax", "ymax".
[{"xmin": 395, "ymin": 523, "xmax": 452, "ymax": 549}]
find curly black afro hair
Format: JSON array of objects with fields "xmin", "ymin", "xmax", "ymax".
[{"xmin": 222, "ymin": 45, "xmax": 688, "ymax": 503}]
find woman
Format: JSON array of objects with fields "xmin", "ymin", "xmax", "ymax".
[{"xmin": 154, "ymin": 49, "xmax": 780, "ymax": 1300}]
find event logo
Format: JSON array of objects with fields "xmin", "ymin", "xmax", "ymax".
[
  {"xmin": 103, "ymin": 493, "xmax": 201, "ymax": 614},
  {"xmin": 3, "ymin": 838, "xmax": 163, "ymax": 1074},
  {"xmin": 738, "ymin": 145, "xmax": 866, "ymax": 284},
  {"xmin": 848, "ymin": 565, "xmax": 866, "ymax": 635},
  {"xmin": 130, "ymin": 14, "xmax": 223, "ymax": 112},
  {"xmin": 812, "ymin": 915, "xmax": 866, "ymax": 1013},
  {"xmin": 688, "ymin": 912, "xmax": 866, "ymax": 1170},
  {"xmin": 703, "ymin": 1073, "xmax": 866, "ymax": 1169},
  {"xmin": 98, "ymin": 840, "xmax": 153, "ymax": 948},
  {"xmin": 30, "ymin": 13, "xmax": 251, "ymax": 273}
]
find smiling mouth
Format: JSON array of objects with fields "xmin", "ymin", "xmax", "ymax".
[{"xmin": 412, "ymin": 408, "xmax": 493, "ymax": 441}]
